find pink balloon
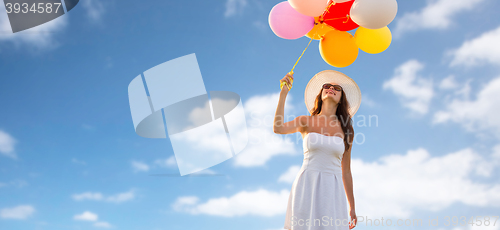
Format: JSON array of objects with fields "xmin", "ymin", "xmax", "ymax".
[{"xmin": 268, "ymin": 1, "xmax": 315, "ymax": 40}]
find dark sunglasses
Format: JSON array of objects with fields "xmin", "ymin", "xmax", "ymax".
[{"xmin": 322, "ymin": 83, "xmax": 342, "ymax": 92}]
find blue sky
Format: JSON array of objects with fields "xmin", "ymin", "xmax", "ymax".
[{"xmin": 1, "ymin": 0, "xmax": 500, "ymax": 230}]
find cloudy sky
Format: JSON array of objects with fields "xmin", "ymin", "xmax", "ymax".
[{"xmin": 1, "ymin": 0, "xmax": 500, "ymax": 230}]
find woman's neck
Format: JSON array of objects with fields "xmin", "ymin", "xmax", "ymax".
[{"xmin": 318, "ymin": 100, "xmax": 338, "ymax": 119}]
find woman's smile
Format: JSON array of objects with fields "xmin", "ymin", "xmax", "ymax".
[{"xmin": 325, "ymin": 90, "xmax": 335, "ymax": 95}]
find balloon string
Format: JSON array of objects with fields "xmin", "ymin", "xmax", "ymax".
[
  {"xmin": 324, "ymin": 0, "xmax": 336, "ymax": 14},
  {"xmin": 288, "ymin": 0, "xmax": 335, "ymax": 76},
  {"xmin": 323, "ymin": 1, "xmax": 351, "ymax": 23},
  {"xmin": 343, "ymin": 14, "xmax": 350, "ymax": 23},
  {"xmin": 323, "ymin": 16, "xmax": 348, "ymax": 22},
  {"xmin": 290, "ymin": 36, "xmax": 313, "ymax": 75}
]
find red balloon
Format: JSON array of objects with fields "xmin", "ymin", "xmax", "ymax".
[{"xmin": 322, "ymin": 0, "xmax": 359, "ymax": 31}]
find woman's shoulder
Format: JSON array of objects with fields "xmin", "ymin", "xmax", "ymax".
[
  {"xmin": 295, "ymin": 115, "xmax": 312, "ymax": 127},
  {"xmin": 296, "ymin": 115, "xmax": 312, "ymax": 120}
]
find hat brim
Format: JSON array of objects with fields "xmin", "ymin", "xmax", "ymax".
[{"xmin": 304, "ymin": 70, "xmax": 362, "ymax": 116}]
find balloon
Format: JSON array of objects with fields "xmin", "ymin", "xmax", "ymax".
[
  {"xmin": 319, "ymin": 30, "xmax": 359, "ymax": 68},
  {"xmin": 289, "ymin": 0, "xmax": 330, "ymax": 17},
  {"xmin": 268, "ymin": 1, "xmax": 315, "ymax": 39},
  {"xmin": 355, "ymin": 26, "xmax": 392, "ymax": 54},
  {"xmin": 333, "ymin": 0, "xmax": 351, "ymax": 2},
  {"xmin": 322, "ymin": 0, "xmax": 359, "ymax": 31},
  {"xmin": 350, "ymin": 0, "xmax": 398, "ymax": 29},
  {"xmin": 306, "ymin": 17, "xmax": 334, "ymax": 40}
]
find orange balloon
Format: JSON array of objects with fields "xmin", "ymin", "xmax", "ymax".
[
  {"xmin": 306, "ymin": 17, "xmax": 333, "ymax": 40},
  {"xmin": 319, "ymin": 30, "xmax": 359, "ymax": 68}
]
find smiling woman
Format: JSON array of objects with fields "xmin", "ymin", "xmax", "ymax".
[{"xmin": 273, "ymin": 70, "xmax": 362, "ymax": 230}]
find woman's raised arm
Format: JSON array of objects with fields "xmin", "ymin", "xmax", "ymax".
[{"xmin": 273, "ymin": 73, "xmax": 307, "ymax": 134}]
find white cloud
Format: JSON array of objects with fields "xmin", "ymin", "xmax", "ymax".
[
  {"xmin": 454, "ymin": 78, "xmax": 473, "ymax": 100},
  {"xmin": 433, "ymin": 76, "xmax": 500, "ymax": 139},
  {"xmin": 224, "ymin": 0, "xmax": 247, "ymax": 18},
  {"xmin": 0, "ymin": 179, "xmax": 28, "ymax": 188},
  {"xmin": 383, "ymin": 60, "xmax": 434, "ymax": 115},
  {"xmin": 0, "ymin": 3, "xmax": 67, "ymax": 51},
  {"xmin": 131, "ymin": 160, "xmax": 149, "ymax": 172},
  {"xmin": 72, "ymin": 158, "xmax": 87, "ymax": 165},
  {"xmin": 167, "ymin": 97, "xmax": 239, "ymax": 134},
  {"xmin": 171, "ymin": 144, "xmax": 500, "ymax": 220},
  {"xmin": 154, "ymin": 155, "xmax": 217, "ymax": 174},
  {"xmin": 72, "ymin": 189, "xmax": 136, "ymax": 203},
  {"xmin": 233, "ymin": 93, "xmax": 299, "ymax": 167},
  {"xmin": 352, "ymin": 146, "xmax": 500, "ymax": 219},
  {"xmin": 0, "ymin": 130, "xmax": 17, "ymax": 159},
  {"xmin": 172, "ymin": 188, "xmax": 289, "ymax": 217},
  {"xmin": 94, "ymin": 221, "xmax": 113, "ymax": 228},
  {"xmin": 154, "ymin": 156, "xmax": 177, "ymax": 168},
  {"xmin": 439, "ymin": 75, "xmax": 459, "ymax": 90},
  {"xmin": 73, "ymin": 211, "xmax": 114, "ymax": 227},
  {"xmin": 161, "ymin": 92, "xmax": 299, "ymax": 169},
  {"xmin": 361, "ymin": 93, "xmax": 377, "ymax": 107},
  {"xmin": 438, "ymin": 75, "xmax": 472, "ymax": 104},
  {"xmin": 72, "ymin": 192, "xmax": 104, "ymax": 201},
  {"xmin": 105, "ymin": 190, "xmax": 135, "ymax": 203},
  {"xmin": 82, "ymin": 123, "xmax": 95, "ymax": 130},
  {"xmin": 162, "ymin": 98, "xmax": 244, "ymax": 173},
  {"xmin": 187, "ymin": 99, "xmax": 218, "ymax": 127},
  {"xmin": 0, "ymin": 205, "xmax": 35, "ymax": 219},
  {"xmin": 278, "ymin": 165, "xmax": 301, "ymax": 183},
  {"xmin": 82, "ymin": 0, "xmax": 106, "ymax": 22},
  {"xmin": 253, "ymin": 20, "xmax": 267, "ymax": 31},
  {"xmin": 449, "ymin": 26, "xmax": 500, "ymax": 67},
  {"xmin": 144, "ymin": 95, "xmax": 247, "ymax": 175},
  {"xmin": 10, "ymin": 179, "xmax": 27, "ymax": 188},
  {"xmin": 394, "ymin": 0, "xmax": 486, "ymax": 36},
  {"xmin": 493, "ymin": 144, "xmax": 500, "ymax": 156},
  {"xmin": 73, "ymin": 211, "xmax": 98, "ymax": 221},
  {"xmin": 172, "ymin": 196, "xmax": 199, "ymax": 209}
]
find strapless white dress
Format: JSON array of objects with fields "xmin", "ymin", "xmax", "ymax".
[{"xmin": 284, "ymin": 132, "xmax": 350, "ymax": 230}]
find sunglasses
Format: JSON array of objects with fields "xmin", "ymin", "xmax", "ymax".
[{"xmin": 322, "ymin": 83, "xmax": 342, "ymax": 92}]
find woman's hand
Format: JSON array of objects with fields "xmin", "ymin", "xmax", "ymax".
[
  {"xmin": 280, "ymin": 72, "xmax": 293, "ymax": 91},
  {"xmin": 349, "ymin": 209, "xmax": 357, "ymax": 229}
]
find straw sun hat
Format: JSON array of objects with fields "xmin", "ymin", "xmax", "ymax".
[{"xmin": 304, "ymin": 70, "xmax": 362, "ymax": 117}]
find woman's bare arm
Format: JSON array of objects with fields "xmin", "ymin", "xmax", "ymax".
[
  {"xmin": 273, "ymin": 73, "xmax": 307, "ymax": 134},
  {"xmin": 342, "ymin": 146, "xmax": 356, "ymax": 212},
  {"xmin": 342, "ymin": 145, "xmax": 358, "ymax": 228}
]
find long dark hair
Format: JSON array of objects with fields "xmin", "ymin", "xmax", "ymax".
[{"xmin": 310, "ymin": 87, "xmax": 354, "ymax": 152}]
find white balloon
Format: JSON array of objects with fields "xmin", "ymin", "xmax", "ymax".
[
  {"xmin": 289, "ymin": 0, "xmax": 330, "ymax": 17},
  {"xmin": 350, "ymin": 0, "xmax": 398, "ymax": 29},
  {"xmin": 333, "ymin": 0, "xmax": 351, "ymax": 3}
]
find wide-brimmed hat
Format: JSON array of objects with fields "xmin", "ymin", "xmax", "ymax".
[{"xmin": 304, "ymin": 70, "xmax": 362, "ymax": 116}]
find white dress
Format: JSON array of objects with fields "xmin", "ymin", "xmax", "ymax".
[{"xmin": 284, "ymin": 132, "xmax": 350, "ymax": 230}]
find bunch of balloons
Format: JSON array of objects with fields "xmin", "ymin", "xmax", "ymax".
[{"xmin": 268, "ymin": 0, "xmax": 398, "ymax": 68}]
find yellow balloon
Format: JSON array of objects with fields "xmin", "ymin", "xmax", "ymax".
[
  {"xmin": 355, "ymin": 26, "xmax": 392, "ymax": 54},
  {"xmin": 319, "ymin": 30, "xmax": 359, "ymax": 68},
  {"xmin": 306, "ymin": 17, "xmax": 333, "ymax": 40}
]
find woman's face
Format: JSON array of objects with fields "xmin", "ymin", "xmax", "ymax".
[{"xmin": 321, "ymin": 82, "xmax": 342, "ymax": 104}]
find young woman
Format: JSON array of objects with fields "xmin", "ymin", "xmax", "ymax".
[{"xmin": 274, "ymin": 70, "xmax": 361, "ymax": 230}]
